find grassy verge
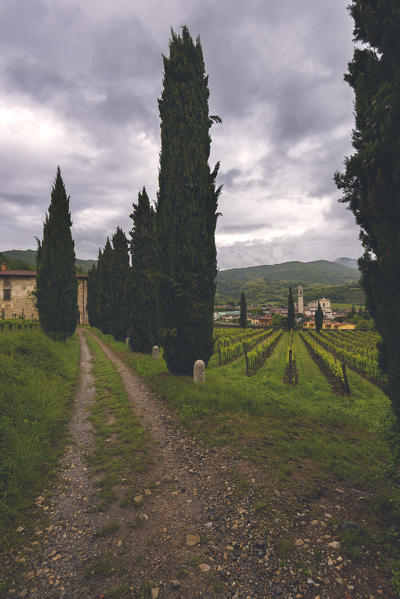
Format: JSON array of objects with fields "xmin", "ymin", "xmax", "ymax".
[
  {"xmin": 84, "ymin": 333, "xmax": 152, "ymax": 511},
  {"xmin": 0, "ymin": 328, "xmax": 80, "ymax": 548}
]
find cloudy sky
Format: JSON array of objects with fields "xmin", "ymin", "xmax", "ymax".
[{"xmin": 0, "ymin": 0, "xmax": 362, "ymax": 270}]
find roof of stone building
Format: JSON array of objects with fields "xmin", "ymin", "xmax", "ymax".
[
  {"xmin": 0, "ymin": 270, "xmax": 88, "ymax": 279},
  {"xmin": 0, "ymin": 270, "xmax": 36, "ymax": 277}
]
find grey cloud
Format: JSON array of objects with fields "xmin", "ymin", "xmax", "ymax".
[
  {"xmin": 217, "ymin": 226, "xmax": 362, "ymax": 271},
  {"xmin": 0, "ymin": 0, "xmax": 359, "ymax": 268},
  {"xmin": 218, "ymin": 168, "xmax": 241, "ymax": 188},
  {"xmin": 218, "ymin": 222, "xmax": 271, "ymax": 233}
]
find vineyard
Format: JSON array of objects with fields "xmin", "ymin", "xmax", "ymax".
[
  {"xmin": 211, "ymin": 326, "xmax": 384, "ymax": 396},
  {"xmin": 0, "ymin": 320, "xmax": 40, "ymax": 332}
]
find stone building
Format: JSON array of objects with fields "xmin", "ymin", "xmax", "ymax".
[
  {"xmin": 304, "ymin": 297, "xmax": 332, "ymax": 318},
  {"xmin": 0, "ymin": 263, "xmax": 88, "ymax": 324}
]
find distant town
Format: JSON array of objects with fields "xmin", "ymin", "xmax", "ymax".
[{"xmin": 214, "ymin": 285, "xmax": 357, "ymax": 330}]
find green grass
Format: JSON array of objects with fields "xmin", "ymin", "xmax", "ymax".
[
  {"xmin": 88, "ymin": 328, "xmax": 395, "ymax": 489},
  {"xmin": 84, "ymin": 333, "xmax": 152, "ymax": 511},
  {"xmin": 0, "ymin": 328, "xmax": 80, "ymax": 547}
]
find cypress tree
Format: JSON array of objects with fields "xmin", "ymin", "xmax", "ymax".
[
  {"xmin": 315, "ymin": 301, "xmax": 323, "ymax": 333},
  {"xmin": 288, "ymin": 287, "xmax": 295, "ymax": 331},
  {"xmin": 240, "ymin": 292, "xmax": 247, "ymax": 328},
  {"xmin": 127, "ymin": 187, "xmax": 159, "ymax": 353},
  {"xmin": 36, "ymin": 167, "xmax": 78, "ymax": 340},
  {"xmin": 335, "ymin": 0, "xmax": 400, "ymax": 418},
  {"xmin": 86, "ymin": 263, "xmax": 98, "ymax": 328},
  {"xmin": 110, "ymin": 227, "xmax": 130, "ymax": 341},
  {"xmin": 96, "ymin": 238, "xmax": 114, "ymax": 334},
  {"xmin": 156, "ymin": 26, "xmax": 222, "ymax": 374}
]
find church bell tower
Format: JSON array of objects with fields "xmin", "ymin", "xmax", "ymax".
[{"xmin": 298, "ymin": 285, "xmax": 304, "ymax": 314}]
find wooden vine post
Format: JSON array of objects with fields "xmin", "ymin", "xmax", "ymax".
[
  {"xmin": 243, "ymin": 342, "xmax": 249, "ymax": 376},
  {"xmin": 218, "ymin": 341, "xmax": 222, "ymax": 366},
  {"xmin": 342, "ymin": 363, "xmax": 350, "ymax": 395}
]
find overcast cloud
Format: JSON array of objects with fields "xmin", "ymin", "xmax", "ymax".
[{"xmin": 0, "ymin": 0, "xmax": 362, "ymax": 270}]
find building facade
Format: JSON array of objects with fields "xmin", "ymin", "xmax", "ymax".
[
  {"xmin": 0, "ymin": 264, "xmax": 88, "ymax": 324},
  {"xmin": 303, "ymin": 320, "xmax": 356, "ymax": 330},
  {"xmin": 304, "ymin": 297, "xmax": 333, "ymax": 318}
]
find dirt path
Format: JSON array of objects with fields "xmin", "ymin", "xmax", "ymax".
[{"xmin": 1, "ymin": 329, "xmax": 394, "ymax": 598}]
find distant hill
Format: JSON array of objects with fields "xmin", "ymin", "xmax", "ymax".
[
  {"xmin": 2, "ymin": 249, "xmax": 97, "ymax": 274},
  {"xmin": 216, "ymin": 260, "xmax": 362, "ymax": 305},
  {"xmin": 334, "ymin": 257, "xmax": 359, "ymax": 270},
  {"xmin": 0, "ymin": 251, "xmax": 33, "ymax": 271}
]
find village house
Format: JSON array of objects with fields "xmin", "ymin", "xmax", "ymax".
[
  {"xmin": 303, "ymin": 320, "xmax": 356, "ymax": 330},
  {"xmin": 256, "ymin": 315, "xmax": 273, "ymax": 327},
  {"xmin": 0, "ymin": 263, "xmax": 88, "ymax": 324}
]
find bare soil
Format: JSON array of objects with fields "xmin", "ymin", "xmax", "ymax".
[{"xmin": 1, "ymin": 329, "xmax": 395, "ymax": 598}]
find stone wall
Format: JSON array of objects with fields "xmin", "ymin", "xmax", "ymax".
[
  {"xmin": 78, "ymin": 278, "xmax": 88, "ymax": 324},
  {"xmin": 0, "ymin": 275, "xmax": 38, "ymax": 320},
  {"xmin": 0, "ymin": 274, "xmax": 88, "ymax": 324}
]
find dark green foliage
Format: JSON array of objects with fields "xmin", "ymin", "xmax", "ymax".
[
  {"xmin": 88, "ymin": 231, "xmax": 129, "ymax": 340},
  {"xmin": 110, "ymin": 227, "xmax": 129, "ymax": 341},
  {"xmin": 335, "ymin": 0, "xmax": 400, "ymax": 418},
  {"xmin": 156, "ymin": 26, "xmax": 222, "ymax": 374},
  {"xmin": 96, "ymin": 239, "xmax": 114, "ymax": 335},
  {"xmin": 87, "ymin": 262, "xmax": 99, "ymax": 328},
  {"xmin": 127, "ymin": 188, "xmax": 159, "ymax": 353},
  {"xmin": 239, "ymin": 292, "xmax": 247, "ymax": 328},
  {"xmin": 315, "ymin": 301, "xmax": 323, "ymax": 333},
  {"xmin": 288, "ymin": 287, "xmax": 295, "ymax": 331},
  {"xmin": 36, "ymin": 167, "xmax": 78, "ymax": 340}
]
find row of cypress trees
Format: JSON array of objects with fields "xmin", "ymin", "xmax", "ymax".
[
  {"xmin": 87, "ymin": 26, "xmax": 221, "ymax": 375},
  {"xmin": 87, "ymin": 187, "xmax": 159, "ymax": 354}
]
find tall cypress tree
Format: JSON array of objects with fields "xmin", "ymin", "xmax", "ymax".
[
  {"xmin": 315, "ymin": 301, "xmax": 323, "ymax": 333},
  {"xmin": 127, "ymin": 187, "xmax": 159, "ymax": 353},
  {"xmin": 110, "ymin": 227, "xmax": 130, "ymax": 341},
  {"xmin": 87, "ymin": 262, "xmax": 98, "ymax": 328},
  {"xmin": 156, "ymin": 26, "xmax": 222, "ymax": 374},
  {"xmin": 288, "ymin": 287, "xmax": 295, "ymax": 332},
  {"xmin": 240, "ymin": 292, "xmax": 247, "ymax": 328},
  {"xmin": 96, "ymin": 238, "xmax": 114, "ymax": 334},
  {"xmin": 36, "ymin": 167, "xmax": 78, "ymax": 340},
  {"xmin": 335, "ymin": 0, "xmax": 400, "ymax": 418}
]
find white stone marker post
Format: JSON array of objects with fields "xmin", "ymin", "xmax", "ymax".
[
  {"xmin": 125, "ymin": 337, "xmax": 130, "ymax": 347},
  {"xmin": 152, "ymin": 345, "xmax": 160, "ymax": 359},
  {"xmin": 193, "ymin": 360, "xmax": 206, "ymax": 383}
]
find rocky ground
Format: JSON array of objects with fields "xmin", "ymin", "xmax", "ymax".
[{"xmin": 0, "ymin": 329, "xmax": 395, "ymax": 598}]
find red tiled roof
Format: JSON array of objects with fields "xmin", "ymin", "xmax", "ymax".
[
  {"xmin": 0, "ymin": 270, "xmax": 88, "ymax": 279},
  {"xmin": 0, "ymin": 270, "xmax": 36, "ymax": 277}
]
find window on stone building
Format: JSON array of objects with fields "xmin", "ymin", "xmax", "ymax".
[
  {"xmin": 3, "ymin": 279, "xmax": 10, "ymax": 287},
  {"xmin": 3, "ymin": 289, "xmax": 11, "ymax": 300}
]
